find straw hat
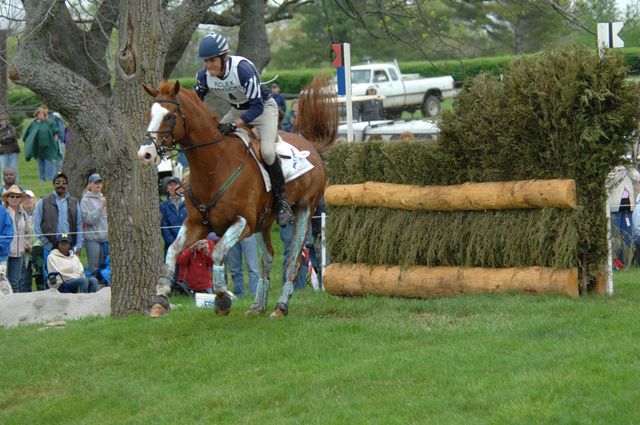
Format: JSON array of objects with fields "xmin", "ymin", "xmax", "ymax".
[{"xmin": 1, "ymin": 185, "xmax": 25, "ymax": 201}]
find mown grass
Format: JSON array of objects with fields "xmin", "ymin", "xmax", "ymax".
[{"xmin": 1, "ymin": 269, "xmax": 639, "ymax": 424}]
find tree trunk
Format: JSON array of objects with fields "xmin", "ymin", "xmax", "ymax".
[
  {"xmin": 237, "ymin": 0, "xmax": 271, "ymax": 72},
  {"xmin": 11, "ymin": 0, "xmax": 167, "ymax": 317},
  {"xmin": 107, "ymin": 0, "xmax": 167, "ymax": 317}
]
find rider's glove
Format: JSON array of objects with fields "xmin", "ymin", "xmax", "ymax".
[{"xmin": 218, "ymin": 122, "xmax": 237, "ymax": 135}]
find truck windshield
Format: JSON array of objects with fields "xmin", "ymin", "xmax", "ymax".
[{"xmin": 351, "ymin": 70, "xmax": 371, "ymax": 84}]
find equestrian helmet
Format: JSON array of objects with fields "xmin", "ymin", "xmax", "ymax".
[{"xmin": 198, "ymin": 34, "xmax": 230, "ymax": 60}]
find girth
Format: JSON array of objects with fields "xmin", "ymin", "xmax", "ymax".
[{"xmin": 186, "ymin": 138, "xmax": 251, "ymax": 227}]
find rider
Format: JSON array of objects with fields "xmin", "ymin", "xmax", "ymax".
[{"xmin": 194, "ymin": 33, "xmax": 293, "ymax": 226}]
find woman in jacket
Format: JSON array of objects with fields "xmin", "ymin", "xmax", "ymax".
[
  {"xmin": 81, "ymin": 173, "xmax": 108, "ymax": 277},
  {"xmin": 0, "ymin": 201, "xmax": 14, "ymax": 295},
  {"xmin": 2, "ymin": 185, "xmax": 29, "ymax": 292}
]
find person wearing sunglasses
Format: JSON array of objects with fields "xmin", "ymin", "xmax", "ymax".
[
  {"xmin": 1, "ymin": 185, "xmax": 29, "ymax": 292},
  {"xmin": 0, "ymin": 191, "xmax": 14, "ymax": 295}
]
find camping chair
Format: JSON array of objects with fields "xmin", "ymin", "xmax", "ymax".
[{"xmin": 32, "ymin": 245, "xmax": 46, "ymax": 291}]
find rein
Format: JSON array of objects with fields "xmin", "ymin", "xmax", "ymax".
[
  {"xmin": 145, "ymin": 95, "xmax": 227, "ymax": 157},
  {"xmin": 186, "ymin": 137, "xmax": 251, "ymax": 227},
  {"xmin": 144, "ymin": 96, "xmax": 188, "ymax": 157}
]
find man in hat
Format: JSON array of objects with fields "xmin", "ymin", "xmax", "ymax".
[
  {"xmin": 160, "ymin": 175, "xmax": 187, "ymax": 290},
  {"xmin": 0, "ymin": 114, "xmax": 19, "ymax": 180},
  {"xmin": 46, "ymin": 233, "xmax": 98, "ymax": 293},
  {"xmin": 160, "ymin": 176, "xmax": 186, "ymax": 253},
  {"xmin": 33, "ymin": 172, "xmax": 84, "ymax": 263}
]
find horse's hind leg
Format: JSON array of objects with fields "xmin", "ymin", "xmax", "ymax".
[
  {"xmin": 272, "ymin": 207, "xmax": 311, "ymax": 318},
  {"xmin": 246, "ymin": 230, "xmax": 274, "ymax": 315},
  {"xmin": 210, "ymin": 217, "xmax": 248, "ymax": 316}
]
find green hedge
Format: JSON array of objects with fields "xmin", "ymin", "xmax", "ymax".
[{"xmin": 325, "ymin": 46, "xmax": 639, "ymax": 284}]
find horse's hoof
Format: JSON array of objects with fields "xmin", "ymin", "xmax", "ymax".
[
  {"xmin": 245, "ymin": 306, "xmax": 266, "ymax": 316},
  {"xmin": 148, "ymin": 303, "xmax": 169, "ymax": 318},
  {"xmin": 145, "ymin": 295, "xmax": 170, "ymax": 318},
  {"xmin": 270, "ymin": 303, "xmax": 288, "ymax": 318},
  {"xmin": 215, "ymin": 307, "xmax": 231, "ymax": 316},
  {"xmin": 214, "ymin": 292, "xmax": 232, "ymax": 316}
]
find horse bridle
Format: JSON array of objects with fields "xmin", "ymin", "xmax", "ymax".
[{"xmin": 142, "ymin": 96, "xmax": 187, "ymax": 158}]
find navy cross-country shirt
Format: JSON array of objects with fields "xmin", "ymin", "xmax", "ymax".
[{"xmin": 194, "ymin": 55, "xmax": 271, "ymax": 124}]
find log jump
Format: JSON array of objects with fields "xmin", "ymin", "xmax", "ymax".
[
  {"xmin": 324, "ymin": 178, "xmax": 579, "ymax": 299},
  {"xmin": 323, "ymin": 264, "xmax": 579, "ymax": 298},
  {"xmin": 325, "ymin": 179, "xmax": 576, "ymax": 211}
]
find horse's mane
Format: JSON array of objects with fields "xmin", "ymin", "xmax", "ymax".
[{"xmin": 158, "ymin": 81, "xmax": 220, "ymax": 123}]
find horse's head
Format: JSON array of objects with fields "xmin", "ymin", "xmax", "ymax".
[{"xmin": 138, "ymin": 80, "xmax": 187, "ymax": 166}]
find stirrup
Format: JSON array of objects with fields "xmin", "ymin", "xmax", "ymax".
[{"xmin": 277, "ymin": 199, "xmax": 293, "ymax": 226}]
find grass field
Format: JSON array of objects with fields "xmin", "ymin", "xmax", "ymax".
[
  {"xmin": 4, "ymin": 107, "xmax": 639, "ymax": 424},
  {"xmin": 0, "ymin": 267, "xmax": 639, "ymax": 424}
]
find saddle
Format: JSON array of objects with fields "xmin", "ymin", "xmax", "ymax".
[{"xmin": 232, "ymin": 128, "xmax": 314, "ymax": 192}]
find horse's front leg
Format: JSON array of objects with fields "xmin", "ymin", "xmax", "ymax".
[
  {"xmin": 211, "ymin": 216, "xmax": 248, "ymax": 316},
  {"xmin": 148, "ymin": 223, "xmax": 201, "ymax": 317},
  {"xmin": 272, "ymin": 207, "xmax": 311, "ymax": 318}
]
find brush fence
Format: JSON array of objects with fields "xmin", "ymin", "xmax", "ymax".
[{"xmin": 324, "ymin": 179, "xmax": 579, "ymax": 298}]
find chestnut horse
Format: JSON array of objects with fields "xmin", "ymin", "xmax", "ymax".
[{"xmin": 137, "ymin": 76, "xmax": 337, "ymax": 317}]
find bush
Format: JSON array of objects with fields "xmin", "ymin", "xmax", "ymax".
[{"xmin": 326, "ymin": 46, "xmax": 640, "ymax": 281}]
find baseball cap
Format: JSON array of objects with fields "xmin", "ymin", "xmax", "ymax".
[
  {"xmin": 56, "ymin": 233, "xmax": 72, "ymax": 245},
  {"xmin": 54, "ymin": 172, "xmax": 68, "ymax": 183},
  {"xmin": 88, "ymin": 173, "xmax": 102, "ymax": 184}
]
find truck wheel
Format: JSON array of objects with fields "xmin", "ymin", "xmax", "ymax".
[{"xmin": 422, "ymin": 95, "xmax": 441, "ymax": 117}]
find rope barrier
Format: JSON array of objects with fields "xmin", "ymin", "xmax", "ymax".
[{"xmin": 0, "ymin": 215, "xmax": 330, "ymax": 240}]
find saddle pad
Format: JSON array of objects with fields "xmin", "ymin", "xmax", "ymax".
[{"xmin": 233, "ymin": 129, "xmax": 315, "ymax": 192}]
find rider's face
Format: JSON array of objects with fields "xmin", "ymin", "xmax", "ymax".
[{"xmin": 204, "ymin": 56, "xmax": 225, "ymax": 78}]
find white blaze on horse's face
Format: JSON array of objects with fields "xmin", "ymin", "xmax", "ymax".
[{"xmin": 137, "ymin": 102, "xmax": 170, "ymax": 167}]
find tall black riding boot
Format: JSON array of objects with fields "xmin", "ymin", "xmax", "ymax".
[{"xmin": 267, "ymin": 158, "xmax": 294, "ymax": 226}]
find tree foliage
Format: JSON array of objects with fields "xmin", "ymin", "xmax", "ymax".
[{"xmin": 270, "ymin": 0, "xmax": 638, "ymax": 69}]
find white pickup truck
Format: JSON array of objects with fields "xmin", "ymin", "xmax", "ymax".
[
  {"xmin": 337, "ymin": 119, "xmax": 440, "ymax": 142},
  {"xmin": 348, "ymin": 62, "xmax": 456, "ymax": 118}
]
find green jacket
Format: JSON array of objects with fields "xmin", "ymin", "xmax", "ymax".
[{"xmin": 24, "ymin": 120, "xmax": 61, "ymax": 161}]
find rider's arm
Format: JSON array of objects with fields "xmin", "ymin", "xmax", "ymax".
[
  {"xmin": 194, "ymin": 68, "xmax": 209, "ymax": 101},
  {"xmin": 236, "ymin": 59, "xmax": 265, "ymax": 125}
]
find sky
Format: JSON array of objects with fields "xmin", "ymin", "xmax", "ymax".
[{"xmin": 617, "ymin": 0, "xmax": 637, "ymax": 13}]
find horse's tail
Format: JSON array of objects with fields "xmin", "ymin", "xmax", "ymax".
[{"xmin": 297, "ymin": 75, "xmax": 339, "ymax": 154}]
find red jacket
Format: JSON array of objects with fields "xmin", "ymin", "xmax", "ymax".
[{"xmin": 176, "ymin": 240, "xmax": 215, "ymax": 291}]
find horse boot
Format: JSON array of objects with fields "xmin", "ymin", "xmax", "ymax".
[{"xmin": 266, "ymin": 158, "xmax": 294, "ymax": 226}]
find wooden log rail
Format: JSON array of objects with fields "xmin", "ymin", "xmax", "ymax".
[
  {"xmin": 324, "ymin": 264, "xmax": 579, "ymax": 298},
  {"xmin": 325, "ymin": 179, "xmax": 577, "ymax": 211}
]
